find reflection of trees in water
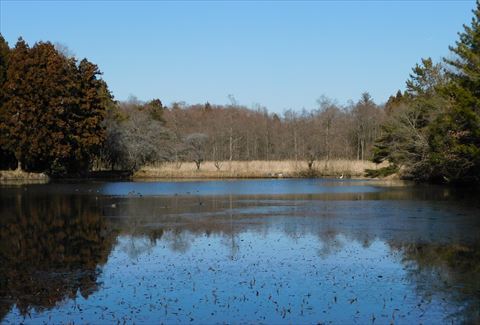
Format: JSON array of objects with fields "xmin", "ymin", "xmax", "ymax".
[
  {"xmin": 3, "ymin": 188, "xmax": 476, "ymax": 321},
  {"xmin": 0, "ymin": 185, "xmax": 480, "ymax": 319},
  {"xmin": 108, "ymin": 195, "xmax": 270, "ymax": 258},
  {"xmin": 109, "ymin": 191, "xmax": 480, "ymax": 258},
  {"xmin": 108, "ymin": 194, "xmax": 480, "ymax": 323},
  {"xmin": 165, "ymin": 230, "xmax": 195, "ymax": 253},
  {"xmin": 120, "ymin": 236, "xmax": 156, "ymax": 259},
  {"xmin": 316, "ymin": 230, "xmax": 345, "ymax": 257},
  {"xmin": 0, "ymin": 192, "xmax": 117, "ymax": 320},
  {"xmin": 393, "ymin": 241, "xmax": 480, "ymax": 323}
]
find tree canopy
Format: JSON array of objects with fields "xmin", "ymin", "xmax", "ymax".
[
  {"xmin": 373, "ymin": 1, "xmax": 480, "ymax": 183},
  {"xmin": 0, "ymin": 37, "xmax": 113, "ymax": 175}
]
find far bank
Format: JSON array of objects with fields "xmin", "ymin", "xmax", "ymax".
[
  {"xmin": 133, "ymin": 160, "xmax": 388, "ymax": 179},
  {"xmin": 0, "ymin": 160, "xmax": 390, "ymax": 182}
]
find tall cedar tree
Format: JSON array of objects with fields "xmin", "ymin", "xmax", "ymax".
[
  {"xmin": 0, "ymin": 38, "xmax": 31, "ymax": 170},
  {"xmin": 430, "ymin": 1, "xmax": 480, "ymax": 182},
  {"xmin": 70, "ymin": 59, "xmax": 109, "ymax": 173},
  {"xmin": 0, "ymin": 35, "xmax": 17, "ymax": 169},
  {"xmin": 1, "ymin": 39, "xmax": 110, "ymax": 175},
  {"xmin": 0, "ymin": 35, "xmax": 9, "ymax": 86}
]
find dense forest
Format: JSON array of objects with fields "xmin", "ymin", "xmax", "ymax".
[{"xmin": 0, "ymin": 2, "xmax": 479, "ymax": 182}]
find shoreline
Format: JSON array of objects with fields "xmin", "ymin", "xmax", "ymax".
[
  {"xmin": 0, "ymin": 169, "xmax": 49, "ymax": 183},
  {"xmin": 0, "ymin": 160, "xmax": 390, "ymax": 183},
  {"xmin": 134, "ymin": 160, "xmax": 387, "ymax": 179}
]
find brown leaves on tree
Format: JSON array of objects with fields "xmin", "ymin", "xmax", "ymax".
[{"xmin": 0, "ymin": 38, "xmax": 112, "ymax": 175}]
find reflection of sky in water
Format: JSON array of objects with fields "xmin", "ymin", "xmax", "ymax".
[
  {"xmin": 4, "ymin": 232, "xmax": 458, "ymax": 324},
  {"xmin": 1, "ymin": 180, "xmax": 479, "ymax": 324},
  {"xmin": 101, "ymin": 179, "xmax": 381, "ymax": 196}
]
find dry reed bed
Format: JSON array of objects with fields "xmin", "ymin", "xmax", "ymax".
[
  {"xmin": 135, "ymin": 160, "xmax": 386, "ymax": 179},
  {"xmin": 0, "ymin": 169, "xmax": 49, "ymax": 182}
]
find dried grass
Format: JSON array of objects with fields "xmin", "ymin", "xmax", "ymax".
[
  {"xmin": 0, "ymin": 169, "xmax": 49, "ymax": 183},
  {"xmin": 135, "ymin": 160, "xmax": 388, "ymax": 179}
]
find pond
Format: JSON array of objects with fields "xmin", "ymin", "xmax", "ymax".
[{"xmin": 1, "ymin": 179, "xmax": 479, "ymax": 324}]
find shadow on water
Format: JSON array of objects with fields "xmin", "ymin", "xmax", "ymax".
[{"xmin": 0, "ymin": 180, "xmax": 479, "ymax": 323}]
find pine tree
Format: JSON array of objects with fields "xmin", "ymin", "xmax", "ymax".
[
  {"xmin": 429, "ymin": 1, "xmax": 480, "ymax": 182},
  {"xmin": 373, "ymin": 0, "xmax": 480, "ymax": 184},
  {"xmin": 406, "ymin": 58, "xmax": 445, "ymax": 97},
  {"xmin": 372, "ymin": 58, "xmax": 447, "ymax": 180},
  {"xmin": 444, "ymin": 1, "xmax": 480, "ymax": 96}
]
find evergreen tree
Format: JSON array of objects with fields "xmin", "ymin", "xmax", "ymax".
[
  {"xmin": 429, "ymin": 1, "xmax": 480, "ymax": 182},
  {"xmin": 385, "ymin": 90, "xmax": 405, "ymax": 115},
  {"xmin": 0, "ymin": 34, "xmax": 9, "ymax": 86},
  {"xmin": 1, "ymin": 39, "xmax": 111, "ymax": 175},
  {"xmin": 372, "ymin": 58, "xmax": 447, "ymax": 180},
  {"xmin": 0, "ymin": 34, "xmax": 17, "ymax": 169},
  {"xmin": 373, "ymin": 2, "xmax": 480, "ymax": 183},
  {"xmin": 68, "ymin": 59, "xmax": 110, "ymax": 173},
  {"xmin": 145, "ymin": 98, "xmax": 165, "ymax": 122},
  {"xmin": 0, "ymin": 38, "xmax": 32, "ymax": 170},
  {"xmin": 406, "ymin": 58, "xmax": 445, "ymax": 97}
]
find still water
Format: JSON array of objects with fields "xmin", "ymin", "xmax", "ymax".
[{"xmin": 0, "ymin": 179, "xmax": 479, "ymax": 324}]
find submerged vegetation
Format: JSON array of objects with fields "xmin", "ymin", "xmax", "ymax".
[
  {"xmin": 1, "ymin": 183, "xmax": 479, "ymax": 323},
  {"xmin": 0, "ymin": 2, "xmax": 479, "ymax": 183}
]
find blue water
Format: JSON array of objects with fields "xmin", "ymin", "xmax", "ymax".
[
  {"xmin": 101, "ymin": 178, "xmax": 381, "ymax": 196},
  {"xmin": 0, "ymin": 179, "xmax": 479, "ymax": 324}
]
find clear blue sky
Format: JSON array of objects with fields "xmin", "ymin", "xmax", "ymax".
[{"xmin": 0, "ymin": 0, "xmax": 476, "ymax": 112}]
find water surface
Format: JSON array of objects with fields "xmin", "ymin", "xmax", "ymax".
[{"xmin": 1, "ymin": 179, "xmax": 479, "ymax": 323}]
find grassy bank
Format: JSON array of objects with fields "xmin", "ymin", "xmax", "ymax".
[
  {"xmin": 0, "ymin": 160, "xmax": 388, "ymax": 181},
  {"xmin": 0, "ymin": 169, "xmax": 49, "ymax": 183},
  {"xmin": 134, "ymin": 160, "xmax": 387, "ymax": 179}
]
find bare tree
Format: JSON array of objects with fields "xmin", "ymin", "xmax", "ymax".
[
  {"xmin": 316, "ymin": 96, "xmax": 340, "ymax": 163},
  {"xmin": 351, "ymin": 92, "xmax": 383, "ymax": 160},
  {"xmin": 106, "ymin": 92, "xmax": 386, "ymax": 169},
  {"xmin": 101, "ymin": 100, "xmax": 172, "ymax": 171},
  {"xmin": 185, "ymin": 133, "xmax": 208, "ymax": 170}
]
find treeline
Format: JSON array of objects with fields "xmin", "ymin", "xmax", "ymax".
[
  {"xmin": 0, "ymin": 2, "xmax": 479, "ymax": 182},
  {"xmin": 0, "ymin": 34, "xmax": 385, "ymax": 176},
  {"xmin": 102, "ymin": 93, "xmax": 384, "ymax": 171}
]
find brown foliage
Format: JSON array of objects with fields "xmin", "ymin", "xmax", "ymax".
[{"xmin": 0, "ymin": 39, "xmax": 111, "ymax": 175}]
